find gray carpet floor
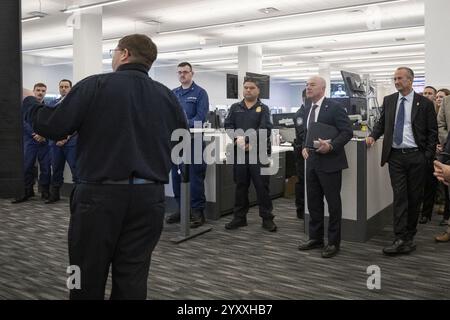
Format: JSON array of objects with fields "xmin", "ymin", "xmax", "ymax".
[{"xmin": 0, "ymin": 195, "xmax": 449, "ymax": 300}]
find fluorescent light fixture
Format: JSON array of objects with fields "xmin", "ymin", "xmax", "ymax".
[
  {"xmin": 62, "ymin": 0, "xmax": 129, "ymax": 13},
  {"xmin": 23, "ymin": 44, "xmax": 73, "ymax": 53},
  {"xmin": 158, "ymin": 0, "xmax": 407, "ymax": 35},
  {"xmin": 340, "ymin": 59, "xmax": 424, "ymax": 68},
  {"xmin": 219, "ymin": 25, "xmax": 423, "ymax": 49},
  {"xmin": 22, "ymin": 11, "xmax": 48, "ymax": 23},
  {"xmin": 22, "ymin": 16, "xmax": 42, "ymax": 22}
]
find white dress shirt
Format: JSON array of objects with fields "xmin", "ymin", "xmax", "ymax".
[{"xmin": 393, "ymin": 90, "xmax": 418, "ymax": 148}]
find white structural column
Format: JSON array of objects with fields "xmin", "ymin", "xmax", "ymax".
[
  {"xmin": 318, "ymin": 64, "xmax": 331, "ymax": 97},
  {"xmin": 238, "ymin": 45, "xmax": 262, "ymax": 98},
  {"xmin": 73, "ymin": 7, "xmax": 103, "ymax": 82},
  {"xmin": 425, "ymin": 0, "xmax": 450, "ymax": 88},
  {"xmin": 65, "ymin": 7, "xmax": 103, "ymax": 184}
]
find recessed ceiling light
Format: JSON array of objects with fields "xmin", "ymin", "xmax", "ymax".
[
  {"xmin": 303, "ymin": 46, "xmax": 315, "ymax": 49},
  {"xmin": 395, "ymin": 37, "xmax": 406, "ymax": 41},
  {"xmin": 258, "ymin": 7, "xmax": 280, "ymax": 14},
  {"xmin": 371, "ymin": 51, "xmax": 379, "ymax": 54},
  {"xmin": 142, "ymin": 19, "xmax": 160, "ymax": 25}
]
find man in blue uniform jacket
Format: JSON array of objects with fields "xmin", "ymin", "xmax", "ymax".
[
  {"xmin": 166, "ymin": 62, "xmax": 209, "ymax": 228},
  {"xmin": 12, "ymin": 83, "xmax": 51, "ymax": 203},
  {"xmin": 297, "ymin": 76, "xmax": 353, "ymax": 258},
  {"xmin": 46, "ymin": 79, "xmax": 78, "ymax": 203}
]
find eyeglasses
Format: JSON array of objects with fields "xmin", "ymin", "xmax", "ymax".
[{"xmin": 109, "ymin": 48, "xmax": 123, "ymax": 58}]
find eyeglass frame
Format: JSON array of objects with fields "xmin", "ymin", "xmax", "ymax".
[{"xmin": 109, "ymin": 48, "xmax": 123, "ymax": 58}]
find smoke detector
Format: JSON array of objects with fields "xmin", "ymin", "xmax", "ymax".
[
  {"xmin": 28, "ymin": 11, "xmax": 48, "ymax": 18},
  {"xmin": 258, "ymin": 7, "xmax": 280, "ymax": 14}
]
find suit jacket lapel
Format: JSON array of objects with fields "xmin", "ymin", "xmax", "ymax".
[
  {"xmin": 317, "ymin": 97, "xmax": 327, "ymax": 122},
  {"xmin": 388, "ymin": 92, "xmax": 399, "ymax": 132},
  {"xmin": 411, "ymin": 92, "xmax": 420, "ymax": 122}
]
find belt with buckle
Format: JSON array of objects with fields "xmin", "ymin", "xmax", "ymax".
[{"xmin": 392, "ymin": 147, "xmax": 420, "ymax": 154}]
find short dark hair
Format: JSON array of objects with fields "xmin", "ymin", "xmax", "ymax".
[
  {"xmin": 438, "ymin": 88, "xmax": 450, "ymax": 96},
  {"xmin": 177, "ymin": 62, "xmax": 193, "ymax": 71},
  {"xmin": 424, "ymin": 86, "xmax": 437, "ymax": 94},
  {"xmin": 117, "ymin": 34, "xmax": 157, "ymax": 71},
  {"xmin": 59, "ymin": 79, "xmax": 72, "ymax": 87},
  {"xmin": 33, "ymin": 83, "xmax": 47, "ymax": 90},
  {"xmin": 243, "ymin": 77, "xmax": 260, "ymax": 89},
  {"xmin": 397, "ymin": 67, "xmax": 414, "ymax": 80}
]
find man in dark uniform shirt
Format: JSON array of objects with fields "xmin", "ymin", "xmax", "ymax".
[
  {"xmin": 224, "ymin": 77, "xmax": 276, "ymax": 232},
  {"xmin": 24, "ymin": 34, "xmax": 188, "ymax": 299},
  {"xmin": 293, "ymin": 89, "xmax": 308, "ymax": 219}
]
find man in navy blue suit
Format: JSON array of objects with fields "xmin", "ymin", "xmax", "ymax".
[{"xmin": 297, "ymin": 76, "xmax": 353, "ymax": 258}]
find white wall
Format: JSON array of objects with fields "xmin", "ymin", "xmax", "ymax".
[
  {"xmin": 153, "ymin": 66, "xmax": 302, "ymax": 110},
  {"xmin": 22, "ymin": 62, "xmax": 302, "ymax": 109},
  {"xmin": 23, "ymin": 63, "xmax": 73, "ymax": 95}
]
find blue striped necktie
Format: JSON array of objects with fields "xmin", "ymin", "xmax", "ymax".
[{"xmin": 393, "ymin": 97, "xmax": 406, "ymax": 145}]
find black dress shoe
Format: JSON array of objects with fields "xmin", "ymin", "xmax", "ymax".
[
  {"xmin": 419, "ymin": 216, "xmax": 431, "ymax": 224},
  {"xmin": 404, "ymin": 240, "xmax": 417, "ymax": 252},
  {"xmin": 225, "ymin": 218, "xmax": 247, "ymax": 230},
  {"xmin": 11, "ymin": 194, "xmax": 33, "ymax": 204},
  {"xmin": 165, "ymin": 212, "xmax": 180, "ymax": 224},
  {"xmin": 298, "ymin": 239, "xmax": 324, "ymax": 250},
  {"xmin": 439, "ymin": 218, "xmax": 449, "ymax": 226},
  {"xmin": 45, "ymin": 187, "xmax": 60, "ymax": 204},
  {"xmin": 296, "ymin": 209, "xmax": 304, "ymax": 220},
  {"xmin": 41, "ymin": 191, "xmax": 50, "ymax": 200},
  {"xmin": 262, "ymin": 219, "xmax": 277, "ymax": 232},
  {"xmin": 190, "ymin": 209, "xmax": 205, "ymax": 228},
  {"xmin": 322, "ymin": 245, "xmax": 340, "ymax": 258},
  {"xmin": 382, "ymin": 239, "xmax": 412, "ymax": 255},
  {"xmin": 11, "ymin": 188, "xmax": 35, "ymax": 204}
]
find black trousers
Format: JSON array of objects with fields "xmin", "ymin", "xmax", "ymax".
[
  {"xmin": 421, "ymin": 159, "xmax": 438, "ymax": 218},
  {"xmin": 68, "ymin": 183, "xmax": 165, "ymax": 300},
  {"xmin": 233, "ymin": 163, "xmax": 273, "ymax": 220},
  {"xmin": 294, "ymin": 149, "xmax": 305, "ymax": 216},
  {"xmin": 306, "ymin": 166, "xmax": 342, "ymax": 246},
  {"xmin": 444, "ymin": 185, "xmax": 450, "ymax": 220},
  {"xmin": 388, "ymin": 150, "xmax": 426, "ymax": 241}
]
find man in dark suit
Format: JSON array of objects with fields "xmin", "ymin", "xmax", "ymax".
[
  {"xmin": 366, "ymin": 67, "xmax": 437, "ymax": 255},
  {"xmin": 298, "ymin": 76, "xmax": 353, "ymax": 258}
]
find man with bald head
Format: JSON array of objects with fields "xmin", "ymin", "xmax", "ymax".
[
  {"xmin": 367, "ymin": 67, "xmax": 437, "ymax": 255},
  {"xmin": 297, "ymin": 76, "xmax": 352, "ymax": 258}
]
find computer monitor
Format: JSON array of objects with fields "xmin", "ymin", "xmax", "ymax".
[
  {"xmin": 226, "ymin": 74, "xmax": 238, "ymax": 99},
  {"xmin": 341, "ymin": 70, "xmax": 365, "ymax": 97},
  {"xmin": 272, "ymin": 113, "xmax": 296, "ymax": 128},
  {"xmin": 328, "ymin": 97, "xmax": 367, "ymax": 121}
]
